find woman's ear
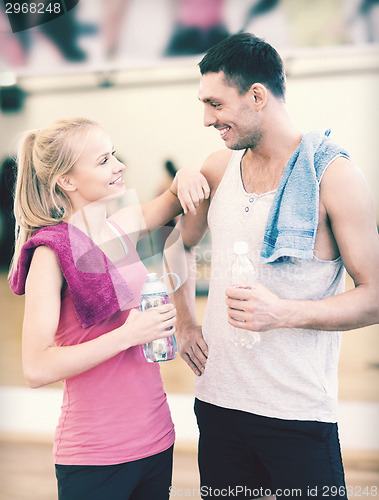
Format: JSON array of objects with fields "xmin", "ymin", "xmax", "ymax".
[
  {"xmin": 250, "ymin": 83, "xmax": 267, "ymax": 109},
  {"xmin": 57, "ymin": 175, "xmax": 76, "ymax": 193}
]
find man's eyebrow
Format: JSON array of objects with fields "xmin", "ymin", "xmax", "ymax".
[{"xmin": 198, "ymin": 96, "xmax": 215, "ymax": 103}]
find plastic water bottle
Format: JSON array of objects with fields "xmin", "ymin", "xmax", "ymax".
[
  {"xmin": 139, "ymin": 272, "xmax": 179, "ymax": 362},
  {"xmin": 229, "ymin": 241, "xmax": 260, "ymax": 348}
]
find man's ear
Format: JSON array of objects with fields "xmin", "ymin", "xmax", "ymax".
[
  {"xmin": 57, "ymin": 175, "xmax": 76, "ymax": 193},
  {"xmin": 250, "ymin": 83, "xmax": 267, "ymax": 109}
]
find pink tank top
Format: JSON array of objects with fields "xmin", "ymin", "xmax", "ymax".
[{"xmin": 53, "ymin": 222, "xmax": 175, "ymax": 465}]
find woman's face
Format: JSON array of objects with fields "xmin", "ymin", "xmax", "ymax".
[{"xmin": 62, "ymin": 126, "xmax": 126, "ymax": 209}]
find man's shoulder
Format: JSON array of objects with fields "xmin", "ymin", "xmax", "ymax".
[
  {"xmin": 200, "ymin": 149, "xmax": 233, "ymax": 190},
  {"xmin": 306, "ymin": 129, "xmax": 350, "ymax": 179}
]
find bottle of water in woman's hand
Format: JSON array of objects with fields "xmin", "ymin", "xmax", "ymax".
[
  {"xmin": 139, "ymin": 273, "xmax": 179, "ymax": 362},
  {"xmin": 229, "ymin": 241, "xmax": 260, "ymax": 348}
]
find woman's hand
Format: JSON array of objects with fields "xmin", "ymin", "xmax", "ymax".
[
  {"xmin": 171, "ymin": 168, "xmax": 210, "ymax": 215},
  {"xmin": 121, "ymin": 304, "xmax": 177, "ymax": 348}
]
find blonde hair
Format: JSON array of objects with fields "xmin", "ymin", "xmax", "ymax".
[{"xmin": 9, "ymin": 117, "xmax": 100, "ymax": 277}]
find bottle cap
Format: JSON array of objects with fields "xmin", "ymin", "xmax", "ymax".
[
  {"xmin": 141, "ymin": 273, "xmax": 167, "ymax": 295},
  {"xmin": 233, "ymin": 241, "xmax": 249, "ymax": 255}
]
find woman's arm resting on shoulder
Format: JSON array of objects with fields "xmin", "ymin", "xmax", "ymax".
[
  {"xmin": 109, "ymin": 168, "xmax": 209, "ymax": 243},
  {"xmin": 141, "ymin": 168, "xmax": 210, "ymax": 233},
  {"xmin": 22, "ymin": 246, "xmax": 177, "ymax": 388}
]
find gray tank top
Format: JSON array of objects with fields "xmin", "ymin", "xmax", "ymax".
[{"xmin": 195, "ymin": 150, "xmax": 346, "ymax": 422}]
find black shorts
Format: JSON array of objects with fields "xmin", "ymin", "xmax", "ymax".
[
  {"xmin": 55, "ymin": 445, "xmax": 173, "ymax": 500},
  {"xmin": 195, "ymin": 399, "xmax": 348, "ymax": 499}
]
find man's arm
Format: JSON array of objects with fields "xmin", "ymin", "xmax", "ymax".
[
  {"xmin": 226, "ymin": 157, "xmax": 379, "ymax": 331},
  {"xmin": 170, "ymin": 149, "xmax": 231, "ymax": 375},
  {"xmin": 172, "ymin": 236, "xmax": 209, "ymax": 376},
  {"xmin": 168, "ymin": 191, "xmax": 211, "ymax": 376}
]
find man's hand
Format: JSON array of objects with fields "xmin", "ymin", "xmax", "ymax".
[
  {"xmin": 177, "ymin": 324, "xmax": 208, "ymax": 376},
  {"xmin": 225, "ymin": 283, "xmax": 291, "ymax": 332}
]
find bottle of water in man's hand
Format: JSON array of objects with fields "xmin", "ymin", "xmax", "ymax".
[{"xmin": 229, "ymin": 241, "xmax": 260, "ymax": 348}]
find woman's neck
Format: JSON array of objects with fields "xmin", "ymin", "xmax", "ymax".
[{"xmin": 68, "ymin": 202, "xmax": 109, "ymax": 245}]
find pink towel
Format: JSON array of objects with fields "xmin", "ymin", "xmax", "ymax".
[{"xmin": 10, "ymin": 222, "xmax": 134, "ymax": 328}]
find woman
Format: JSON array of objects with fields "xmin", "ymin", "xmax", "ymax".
[{"xmin": 9, "ymin": 117, "xmax": 209, "ymax": 500}]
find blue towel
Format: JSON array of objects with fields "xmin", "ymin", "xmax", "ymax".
[{"xmin": 261, "ymin": 129, "xmax": 349, "ymax": 263}]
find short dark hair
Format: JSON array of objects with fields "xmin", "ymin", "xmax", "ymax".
[{"xmin": 199, "ymin": 33, "xmax": 286, "ymax": 100}]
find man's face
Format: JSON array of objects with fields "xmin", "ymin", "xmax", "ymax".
[{"xmin": 198, "ymin": 71, "xmax": 263, "ymax": 150}]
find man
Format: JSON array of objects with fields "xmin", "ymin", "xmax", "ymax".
[{"xmin": 172, "ymin": 33, "xmax": 379, "ymax": 499}]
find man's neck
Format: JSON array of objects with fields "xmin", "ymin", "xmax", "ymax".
[{"xmin": 241, "ymin": 119, "xmax": 302, "ymax": 194}]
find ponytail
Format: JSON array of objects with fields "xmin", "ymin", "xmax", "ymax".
[{"xmin": 8, "ymin": 117, "xmax": 98, "ymax": 278}]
